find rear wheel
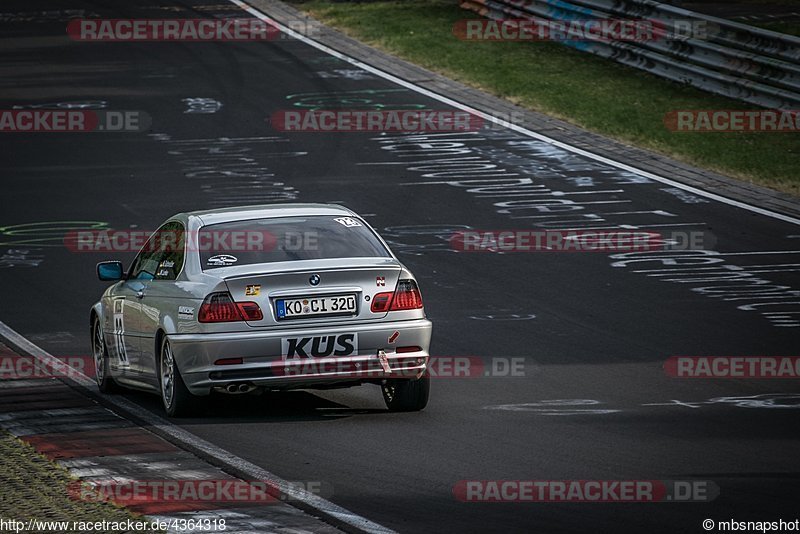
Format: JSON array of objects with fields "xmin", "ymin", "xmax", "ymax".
[
  {"xmin": 382, "ymin": 372, "xmax": 430, "ymax": 412},
  {"xmin": 159, "ymin": 337, "xmax": 200, "ymax": 417},
  {"xmin": 92, "ymin": 317, "xmax": 118, "ymax": 393}
]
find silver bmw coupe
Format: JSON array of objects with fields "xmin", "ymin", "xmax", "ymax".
[{"xmin": 90, "ymin": 204, "xmax": 432, "ymax": 416}]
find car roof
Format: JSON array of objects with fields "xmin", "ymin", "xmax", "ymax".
[{"xmin": 180, "ymin": 203, "xmax": 358, "ymax": 226}]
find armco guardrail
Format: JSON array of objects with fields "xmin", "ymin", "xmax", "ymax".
[{"xmin": 459, "ymin": 0, "xmax": 800, "ymax": 110}]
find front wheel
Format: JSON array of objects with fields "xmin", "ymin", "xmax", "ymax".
[
  {"xmin": 92, "ymin": 317, "xmax": 118, "ymax": 393},
  {"xmin": 382, "ymin": 372, "xmax": 430, "ymax": 412},
  {"xmin": 159, "ymin": 337, "xmax": 200, "ymax": 417}
]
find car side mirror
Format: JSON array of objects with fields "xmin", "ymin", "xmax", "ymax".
[{"xmin": 97, "ymin": 261, "xmax": 124, "ymax": 281}]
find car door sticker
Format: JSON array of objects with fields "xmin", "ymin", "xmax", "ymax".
[{"xmin": 112, "ymin": 297, "xmax": 129, "ymax": 365}]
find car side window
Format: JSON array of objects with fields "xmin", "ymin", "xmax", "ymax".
[
  {"xmin": 128, "ymin": 236, "xmax": 160, "ymax": 281},
  {"xmin": 153, "ymin": 221, "xmax": 185, "ymax": 281},
  {"xmin": 128, "ymin": 221, "xmax": 185, "ymax": 281}
]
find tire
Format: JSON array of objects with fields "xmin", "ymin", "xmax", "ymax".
[
  {"xmin": 382, "ymin": 372, "xmax": 430, "ymax": 412},
  {"xmin": 92, "ymin": 316, "xmax": 119, "ymax": 393},
  {"xmin": 159, "ymin": 337, "xmax": 200, "ymax": 417}
]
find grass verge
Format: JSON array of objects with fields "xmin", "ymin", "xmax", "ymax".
[
  {"xmin": 290, "ymin": 0, "xmax": 799, "ymax": 196},
  {"xmin": 0, "ymin": 430, "xmax": 163, "ymax": 532}
]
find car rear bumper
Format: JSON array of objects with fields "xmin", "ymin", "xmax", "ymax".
[{"xmin": 168, "ymin": 318, "xmax": 432, "ymax": 395}]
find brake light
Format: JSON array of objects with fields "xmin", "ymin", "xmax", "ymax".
[
  {"xmin": 391, "ymin": 280, "xmax": 423, "ymax": 310},
  {"xmin": 371, "ymin": 280, "xmax": 424, "ymax": 313},
  {"xmin": 198, "ymin": 292, "xmax": 263, "ymax": 322}
]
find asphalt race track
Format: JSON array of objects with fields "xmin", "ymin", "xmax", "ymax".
[{"xmin": 2, "ymin": 1, "xmax": 799, "ymax": 532}]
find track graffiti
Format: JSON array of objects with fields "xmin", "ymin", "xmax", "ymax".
[
  {"xmin": 488, "ymin": 393, "xmax": 800, "ymax": 415},
  {"xmin": 0, "ymin": 248, "xmax": 45, "ymax": 269},
  {"xmin": 0, "ymin": 221, "xmax": 109, "ymax": 247},
  {"xmin": 363, "ymin": 131, "xmax": 798, "ymax": 328},
  {"xmin": 149, "ymin": 134, "xmax": 304, "ymax": 207},
  {"xmin": 12, "ymin": 100, "xmax": 108, "ymax": 110},
  {"xmin": 182, "ymin": 97, "xmax": 222, "ymax": 114},
  {"xmin": 611, "ymin": 249, "xmax": 800, "ymax": 328},
  {"xmin": 286, "ymin": 88, "xmax": 428, "ymax": 110}
]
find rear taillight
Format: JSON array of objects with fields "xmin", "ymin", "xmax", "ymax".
[
  {"xmin": 198, "ymin": 292, "xmax": 263, "ymax": 323},
  {"xmin": 371, "ymin": 292, "xmax": 394, "ymax": 313},
  {"xmin": 391, "ymin": 280, "xmax": 423, "ymax": 310},
  {"xmin": 371, "ymin": 280, "xmax": 423, "ymax": 313},
  {"xmin": 236, "ymin": 301, "xmax": 263, "ymax": 321}
]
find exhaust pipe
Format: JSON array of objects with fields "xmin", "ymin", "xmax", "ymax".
[{"xmin": 219, "ymin": 382, "xmax": 255, "ymax": 394}]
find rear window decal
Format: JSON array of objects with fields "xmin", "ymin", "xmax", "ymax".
[
  {"xmin": 206, "ymin": 254, "xmax": 238, "ymax": 266},
  {"xmin": 333, "ymin": 217, "xmax": 362, "ymax": 228}
]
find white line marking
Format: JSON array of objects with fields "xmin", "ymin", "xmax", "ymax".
[
  {"xmin": 228, "ymin": 0, "xmax": 800, "ymax": 227},
  {"xmin": 0, "ymin": 320, "xmax": 395, "ymax": 534},
  {"xmin": 661, "ymin": 250, "xmax": 800, "ymax": 257}
]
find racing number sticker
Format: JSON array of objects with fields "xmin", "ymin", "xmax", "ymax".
[
  {"xmin": 333, "ymin": 217, "xmax": 362, "ymax": 228},
  {"xmin": 112, "ymin": 297, "xmax": 128, "ymax": 365}
]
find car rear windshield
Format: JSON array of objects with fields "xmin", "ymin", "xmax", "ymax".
[{"xmin": 198, "ymin": 215, "xmax": 391, "ymax": 269}]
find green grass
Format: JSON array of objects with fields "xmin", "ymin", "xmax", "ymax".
[
  {"xmin": 0, "ymin": 431, "xmax": 163, "ymax": 532},
  {"xmin": 291, "ymin": 0, "xmax": 799, "ymax": 196}
]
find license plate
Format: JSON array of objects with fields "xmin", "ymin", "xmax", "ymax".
[{"xmin": 275, "ymin": 294, "xmax": 357, "ymax": 320}]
